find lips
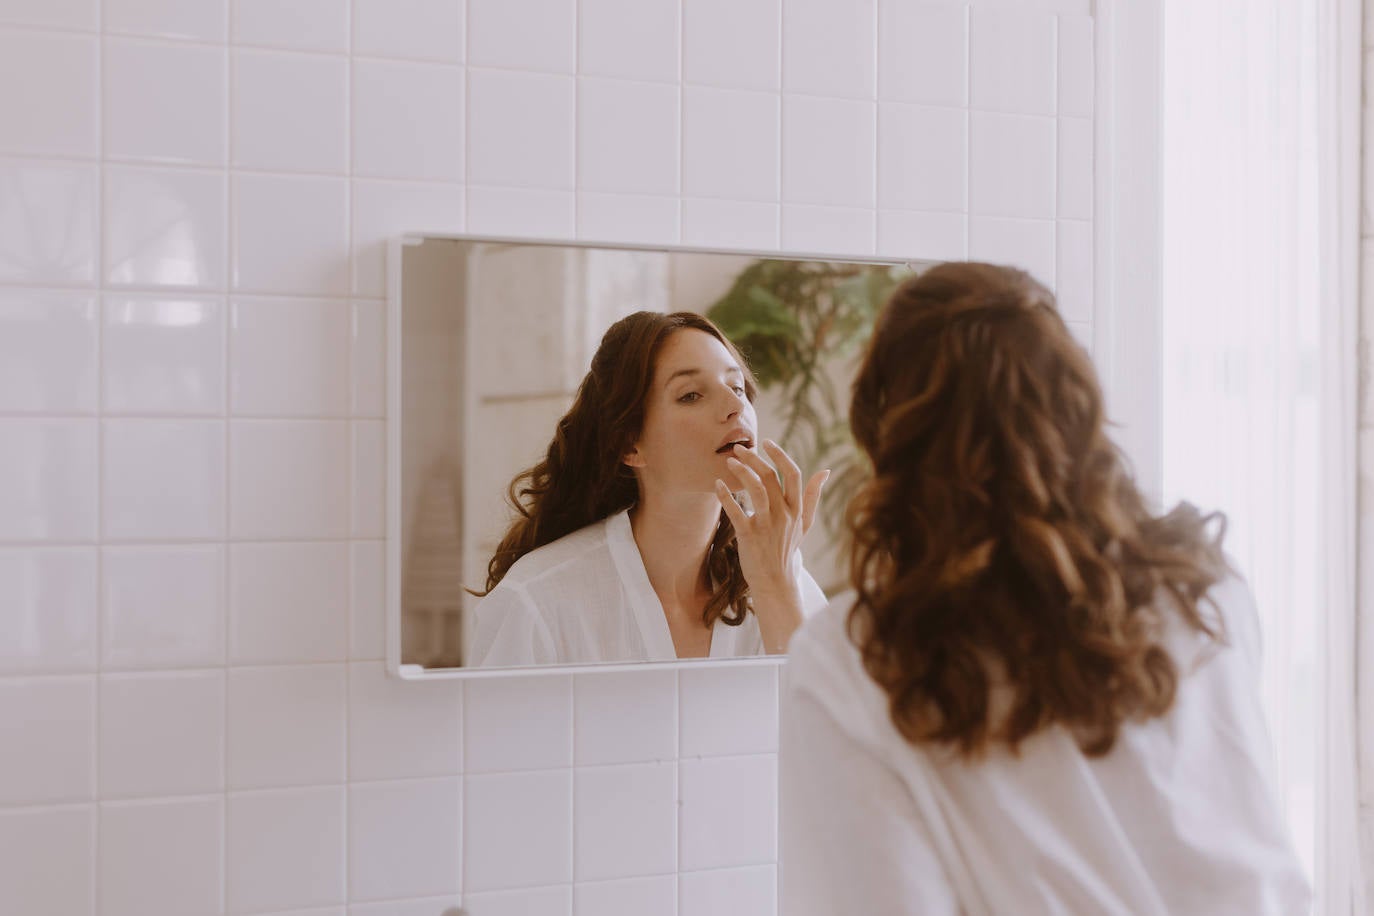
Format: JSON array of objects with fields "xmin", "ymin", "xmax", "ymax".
[{"xmin": 715, "ymin": 430, "xmax": 755, "ymax": 454}]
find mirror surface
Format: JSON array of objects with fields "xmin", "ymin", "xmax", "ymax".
[{"xmin": 389, "ymin": 235, "xmax": 923, "ymax": 675}]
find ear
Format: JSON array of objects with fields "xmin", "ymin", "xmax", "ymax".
[{"xmin": 622, "ymin": 443, "xmax": 647, "ymax": 469}]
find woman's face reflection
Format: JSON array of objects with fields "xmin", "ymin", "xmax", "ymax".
[{"xmin": 626, "ymin": 328, "xmax": 758, "ymax": 496}]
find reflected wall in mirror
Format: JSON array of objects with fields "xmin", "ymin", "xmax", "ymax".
[{"xmin": 388, "ymin": 235, "xmax": 923, "ymax": 676}]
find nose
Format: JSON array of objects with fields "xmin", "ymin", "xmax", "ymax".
[{"xmin": 720, "ymin": 384, "xmax": 745, "ymax": 420}]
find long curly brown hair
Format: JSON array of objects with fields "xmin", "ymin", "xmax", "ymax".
[
  {"xmin": 478, "ymin": 311, "xmax": 760, "ymax": 628},
  {"xmin": 846, "ymin": 262, "xmax": 1229, "ymax": 758}
]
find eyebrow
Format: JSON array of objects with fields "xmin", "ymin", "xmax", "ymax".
[{"xmin": 664, "ymin": 365, "xmax": 743, "ymax": 388}]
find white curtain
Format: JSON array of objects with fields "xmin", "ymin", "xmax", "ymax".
[{"xmin": 1160, "ymin": 1, "xmax": 1365, "ymax": 912}]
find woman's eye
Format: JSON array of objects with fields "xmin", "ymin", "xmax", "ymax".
[
  {"xmin": 731, "ymin": 385, "xmax": 745, "ymax": 395},
  {"xmin": 677, "ymin": 391, "xmax": 702, "ymax": 403}
]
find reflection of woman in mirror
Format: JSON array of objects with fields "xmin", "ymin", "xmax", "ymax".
[
  {"xmin": 468, "ymin": 311, "xmax": 831, "ymax": 667},
  {"xmin": 780, "ymin": 264, "xmax": 1309, "ymax": 914}
]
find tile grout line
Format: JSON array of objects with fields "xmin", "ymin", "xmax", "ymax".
[
  {"xmin": 342, "ymin": 2, "xmax": 356, "ymax": 905},
  {"xmin": 92, "ymin": 0, "xmax": 106, "ymax": 908},
  {"xmin": 222, "ymin": 0, "xmax": 236, "ymax": 909}
]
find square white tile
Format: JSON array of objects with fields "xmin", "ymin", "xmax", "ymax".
[
  {"xmin": 0, "ymin": 160, "xmax": 98, "ymax": 285},
  {"xmin": 781, "ymin": 96, "xmax": 875, "ymax": 208},
  {"xmin": 463, "ymin": 885, "xmax": 572, "ymax": 916},
  {"xmin": 227, "ymin": 663, "xmax": 346, "ymax": 788},
  {"xmin": 968, "ymin": 216, "xmax": 1056, "ymax": 288},
  {"xmin": 876, "ymin": 209, "xmax": 966, "ymax": 261},
  {"xmin": 1056, "ymin": 219, "xmax": 1093, "ymax": 324},
  {"xmin": 574, "ymin": 761, "xmax": 677, "ymax": 881},
  {"xmin": 0, "ymin": 806, "xmax": 94, "ymax": 916},
  {"xmin": 878, "ymin": 1, "xmax": 966, "ymax": 106},
  {"xmin": 233, "ymin": 0, "xmax": 349, "ymax": 53},
  {"xmin": 104, "ymin": 0, "xmax": 226, "ymax": 41},
  {"xmin": 782, "ymin": 0, "xmax": 876, "ymax": 99},
  {"xmin": 576, "ymin": 193, "xmax": 679, "ymax": 246},
  {"xmin": 1058, "ymin": 116, "xmax": 1093, "ymax": 220},
  {"xmin": 577, "ymin": 78, "xmax": 679, "ymax": 196},
  {"xmin": 680, "ymin": 199, "xmax": 778, "ymax": 250},
  {"xmin": 680, "ymin": 666, "xmax": 777, "ymax": 757},
  {"xmin": 680, "ymin": 864, "xmax": 775, "ymax": 916},
  {"xmin": 354, "ymin": 0, "xmax": 464, "ymax": 62},
  {"xmin": 462, "ymin": 769, "xmax": 572, "ymax": 892},
  {"xmin": 575, "ymin": 875, "xmax": 676, "ymax": 916},
  {"xmin": 352, "ymin": 420, "xmax": 385, "ymax": 537},
  {"xmin": 348, "ymin": 662, "xmax": 462, "ymax": 781},
  {"xmin": 466, "ymin": 186, "xmax": 574, "ymax": 238},
  {"xmin": 352, "ymin": 60, "xmax": 464, "ymax": 181},
  {"xmin": 780, "ymin": 205, "xmax": 875, "ymax": 257},
  {"xmin": 464, "ymin": 675, "xmax": 572, "ymax": 772},
  {"xmin": 682, "ymin": 87, "xmax": 778, "ymax": 203},
  {"xmin": 969, "ymin": 111, "xmax": 1056, "ymax": 219},
  {"xmin": 970, "ymin": 6, "xmax": 1056, "ymax": 115},
  {"xmin": 99, "ymin": 670, "xmax": 224, "ymax": 797},
  {"xmin": 232, "ymin": 174, "xmax": 349, "ymax": 295},
  {"xmin": 682, "ymin": 0, "xmax": 779, "ymax": 91},
  {"xmin": 877, "ymin": 102, "xmax": 966, "ymax": 212},
  {"xmin": 102, "ymin": 296, "xmax": 226, "ymax": 414},
  {"xmin": 103, "ymin": 38, "xmax": 227, "ymax": 165},
  {"xmin": 228, "ymin": 542, "xmax": 349, "ymax": 663},
  {"xmin": 229, "ymin": 296, "xmax": 351, "ymax": 417},
  {"xmin": 350, "ymin": 540, "xmax": 386, "ymax": 659},
  {"xmin": 104, "ymin": 166, "xmax": 228, "ymax": 289},
  {"xmin": 228, "ymin": 420, "xmax": 350, "ymax": 538},
  {"xmin": 467, "ymin": 70, "xmax": 574, "ymax": 190},
  {"xmin": 0, "ymin": 548, "xmax": 96, "ymax": 673},
  {"xmin": 0, "ymin": 419, "xmax": 97, "ymax": 541},
  {"xmin": 573, "ymin": 668, "xmax": 676, "ymax": 765},
  {"xmin": 678, "ymin": 755, "xmax": 776, "ymax": 871},
  {"xmin": 0, "ymin": 292, "xmax": 97, "ymax": 413},
  {"xmin": 351, "ymin": 299, "xmax": 387, "ymax": 415},
  {"xmin": 0, "ymin": 0, "xmax": 97, "ymax": 29},
  {"xmin": 1058, "ymin": 15, "xmax": 1094, "ymax": 118},
  {"xmin": 347, "ymin": 777, "xmax": 462, "ymax": 901},
  {"xmin": 351, "ymin": 181, "xmax": 465, "ymax": 297},
  {"xmin": 226, "ymin": 786, "xmax": 346, "ymax": 913},
  {"xmin": 232, "ymin": 50, "xmax": 347, "ymax": 174},
  {"xmin": 467, "ymin": 0, "xmax": 574, "ymax": 73},
  {"xmin": 101, "ymin": 419, "xmax": 226, "ymax": 540},
  {"xmin": 0, "ymin": 676, "xmax": 94, "ymax": 805},
  {"xmin": 98, "ymin": 797, "xmax": 223, "ymax": 916},
  {"xmin": 0, "ymin": 30, "xmax": 97, "ymax": 157},
  {"xmin": 579, "ymin": 0, "xmax": 677, "ymax": 82},
  {"xmin": 102, "ymin": 545, "xmax": 225, "ymax": 669}
]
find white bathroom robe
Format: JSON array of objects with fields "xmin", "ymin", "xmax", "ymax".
[
  {"xmin": 467, "ymin": 507, "xmax": 829, "ymax": 667},
  {"xmin": 779, "ymin": 575, "xmax": 1312, "ymax": 916}
]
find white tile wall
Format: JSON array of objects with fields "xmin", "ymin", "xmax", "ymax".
[{"xmin": 0, "ymin": 1, "xmax": 1095, "ymax": 912}]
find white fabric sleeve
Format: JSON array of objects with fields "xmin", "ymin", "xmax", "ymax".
[
  {"xmin": 779, "ymin": 682, "xmax": 961, "ymax": 916},
  {"xmin": 466, "ymin": 584, "xmax": 557, "ymax": 668},
  {"xmin": 795, "ymin": 564, "xmax": 830, "ymax": 617}
]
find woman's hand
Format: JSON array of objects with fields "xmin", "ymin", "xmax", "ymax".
[{"xmin": 714, "ymin": 439, "xmax": 829, "ymax": 653}]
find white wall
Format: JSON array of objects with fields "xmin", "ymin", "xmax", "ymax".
[{"xmin": 0, "ymin": 0, "xmax": 1093, "ymax": 914}]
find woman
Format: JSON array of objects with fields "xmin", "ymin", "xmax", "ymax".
[
  {"xmin": 779, "ymin": 263, "xmax": 1309, "ymax": 914},
  {"xmin": 468, "ymin": 311, "xmax": 831, "ymax": 667}
]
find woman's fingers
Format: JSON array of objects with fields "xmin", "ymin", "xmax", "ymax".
[
  {"xmin": 800, "ymin": 469, "xmax": 830, "ymax": 536},
  {"xmin": 714, "ymin": 479, "xmax": 749, "ymax": 528},
  {"xmin": 731, "ymin": 444, "xmax": 786, "ymax": 508},
  {"xmin": 725, "ymin": 454, "xmax": 770, "ymax": 515},
  {"xmin": 760, "ymin": 439, "xmax": 802, "ymax": 508}
]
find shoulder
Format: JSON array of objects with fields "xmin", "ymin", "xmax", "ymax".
[
  {"xmin": 495, "ymin": 515, "xmax": 614, "ymax": 588},
  {"xmin": 786, "ymin": 592, "xmax": 866, "ymax": 698}
]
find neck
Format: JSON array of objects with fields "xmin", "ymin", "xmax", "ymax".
[{"xmin": 628, "ymin": 488, "xmax": 721, "ymax": 608}]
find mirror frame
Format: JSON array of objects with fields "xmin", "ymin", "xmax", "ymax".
[{"xmin": 386, "ymin": 232, "xmax": 922, "ymax": 680}]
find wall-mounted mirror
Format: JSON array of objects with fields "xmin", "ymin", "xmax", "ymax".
[{"xmin": 388, "ymin": 234, "xmax": 927, "ymax": 678}]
